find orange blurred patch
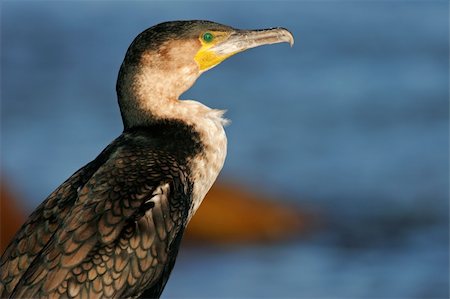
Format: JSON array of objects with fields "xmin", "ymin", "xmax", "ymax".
[
  {"xmin": 185, "ymin": 181, "xmax": 316, "ymax": 245},
  {"xmin": 0, "ymin": 180, "xmax": 26, "ymax": 254}
]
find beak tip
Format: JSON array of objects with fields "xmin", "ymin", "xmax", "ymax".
[{"xmin": 282, "ymin": 28, "xmax": 295, "ymax": 47}]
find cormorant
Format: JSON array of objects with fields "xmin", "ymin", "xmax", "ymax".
[{"xmin": 0, "ymin": 20, "xmax": 293, "ymax": 298}]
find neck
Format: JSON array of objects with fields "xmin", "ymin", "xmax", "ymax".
[
  {"xmin": 117, "ymin": 40, "xmax": 206, "ymax": 129},
  {"xmin": 116, "ymin": 61, "xmax": 228, "ymax": 130}
]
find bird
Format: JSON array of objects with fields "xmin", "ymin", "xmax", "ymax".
[{"xmin": 0, "ymin": 20, "xmax": 293, "ymax": 298}]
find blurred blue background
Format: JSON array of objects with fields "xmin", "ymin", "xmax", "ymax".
[{"xmin": 1, "ymin": 1, "xmax": 448, "ymax": 298}]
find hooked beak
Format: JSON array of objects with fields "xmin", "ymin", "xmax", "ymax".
[
  {"xmin": 195, "ymin": 27, "xmax": 294, "ymax": 72},
  {"xmin": 211, "ymin": 27, "xmax": 294, "ymax": 56}
]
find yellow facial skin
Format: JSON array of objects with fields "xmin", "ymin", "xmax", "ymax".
[{"xmin": 194, "ymin": 31, "xmax": 235, "ymax": 71}]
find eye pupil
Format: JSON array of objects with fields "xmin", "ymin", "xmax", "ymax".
[{"xmin": 203, "ymin": 32, "xmax": 214, "ymax": 42}]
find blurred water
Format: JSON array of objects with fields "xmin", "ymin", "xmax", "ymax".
[
  {"xmin": 166, "ymin": 228, "xmax": 449, "ymax": 299},
  {"xmin": 1, "ymin": 1, "xmax": 448, "ymax": 298}
]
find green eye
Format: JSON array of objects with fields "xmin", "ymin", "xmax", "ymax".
[{"xmin": 202, "ymin": 32, "xmax": 214, "ymax": 43}]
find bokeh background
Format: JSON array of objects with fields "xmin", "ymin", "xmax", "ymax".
[{"xmin": 1, "ymin": 1, "xmax": 449, "ymax": 298}]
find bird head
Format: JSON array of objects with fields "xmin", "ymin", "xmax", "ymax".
[{"xmin": 117, "ymin": 20, "xmax": 294, "ymax": 127}]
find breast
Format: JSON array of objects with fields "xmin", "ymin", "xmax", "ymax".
[
  {"xmin": 143, "ymin": 98, "xmax": 229, "ymax": 221},
  {"xmin": 186, "ymin": 111, "xmax": 228, "ymax": 220}
]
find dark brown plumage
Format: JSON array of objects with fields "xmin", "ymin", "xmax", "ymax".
[{"xmin": 1, "ymin": 124, "xmax": 198, "ymax": 298}]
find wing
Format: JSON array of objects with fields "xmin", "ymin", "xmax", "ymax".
[
  {"xmin": 0, "ymin": 159, "xmax": 101, "ymax": 297},
  {"xmin": 4, "ymin": 135, "xmax": 192, "ymax": 298}
]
